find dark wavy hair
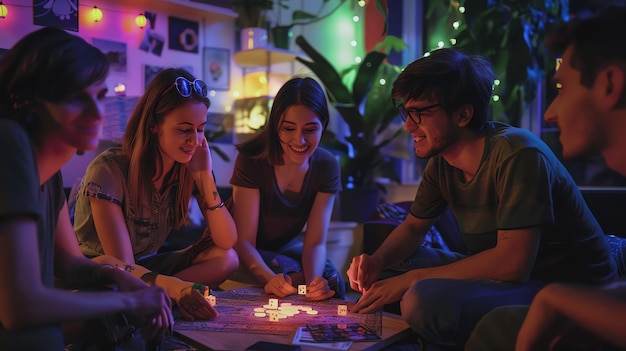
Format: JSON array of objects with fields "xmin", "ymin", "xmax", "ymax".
[
  {"xmin": 123, "ymin": 68, "xmax": 211, "ymax": 228},
  {"xmin": 546, "ymin": 5, "xmax": 626, "ymax": 94},
  {"xmin": 391, "ymin": 48, "xmax": 495, "ymax": 132},
  {"xmin": 236, "ymin": 76, "xmax": 330, "ymax": 165},
  {"xmin": 0, "ymin": 27, "xmax": 109, "ymax": 140}
]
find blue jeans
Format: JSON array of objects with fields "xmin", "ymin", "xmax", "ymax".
[
  {"xmin": 391, "ymin": 247, "xmax": 546, "ymax": 348},
  {"xmin": 260, "ymin": 239, "xmax": 346, "ymax": 300},
  {"xmin": 229, "ymin": 238, "xmax": 346, "ymax": 299}
]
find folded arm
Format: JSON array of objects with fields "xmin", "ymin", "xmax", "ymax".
[{"xmin": 516, "ymin": 282, "xmax": 626, "ymax": 351}]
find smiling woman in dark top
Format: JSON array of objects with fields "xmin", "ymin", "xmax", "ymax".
[{"xmin": 229, "ymin": 77, "xmax": 345, "ymax": 300}]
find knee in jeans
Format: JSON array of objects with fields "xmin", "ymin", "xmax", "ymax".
[
  {"xmin": 401, "ymin": 279, "xmax": 430, "ymax": 328},
  {"xmin": 324, "ymin": 262, "xmax": 346, "ymax": 299},
  {"xmin": 401, "ymin": 279, "xmax": 452, "ymax": 334}
]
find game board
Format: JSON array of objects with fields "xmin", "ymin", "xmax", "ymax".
[{"xmin": 174, "ymin": 287, "xmax": 382, "ymax": 336}]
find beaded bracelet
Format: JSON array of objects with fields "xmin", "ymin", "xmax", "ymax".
[{"xmin": 192, "ymin": 283, "xmax": 204, "ymax": 291}]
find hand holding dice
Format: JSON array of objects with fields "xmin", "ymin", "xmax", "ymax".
[{"xmin": 303, "ymin": 276, "xmax": 335, "ymax": 301}]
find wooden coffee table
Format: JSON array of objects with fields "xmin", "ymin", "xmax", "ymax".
[{"xmin": 174, "ymin": 287, "xmax": 412, "ymax": 351}]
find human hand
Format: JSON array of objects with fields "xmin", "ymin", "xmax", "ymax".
[
  {"xmin": 177, "ymin": 287, "xmax": 218, "ymax": 321},
  {"xmin": 264, "ymin": 273, "xmax": 298, "ymax": 297},
  {"xmin": 349, "ymin": 275, "xmax": 408, "ymax": 314},
  {"xmin": 129, "ymin": 285, "xmax": 174, "ymax": 341},
  {"xmin": 305, "ymin": 276, "xmax": 335, "ymax": 301},
  {"xmin": 186, "ymin": 136, "xmax": 213, "ymax": 175},
  {"xmin": 347, "ymin": 254, "xmax": 381, "ymax": 293}
]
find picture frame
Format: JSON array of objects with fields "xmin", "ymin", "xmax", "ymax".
[
  {"xmin": 33, "ymin": 0, "xmax": 78, "ymax": 32},
  {"xmin": 144, "ymin": 64, "xmax": 164, "ymax": 91},
  {"xmin": 168, "ymin": 16, "xmax": 199, "ymax": 54},
  {"xmin": 92, "ymin": 38, "xmax": 127, "ymax": 73},
  {"xmin": 139, "ymin": 29, "xmax": 165, "ymax": 57},
  {"xmin": 203, "ymin": 47, "xmax": 230, "ymax": 91}
]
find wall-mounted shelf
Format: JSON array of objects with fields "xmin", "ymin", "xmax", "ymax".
[
  {"xmin": 233, "ymin": 48, "xmax": 306, "ymax": 98},
  {"xmin": 233, "ymin": 47, "xmax": 304, "ymax": 68},
  {"xmin": 102, "ymin": 0, "xmax": 236, "ymax": 23}
]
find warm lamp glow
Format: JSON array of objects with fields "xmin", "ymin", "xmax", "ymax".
[
  {"xmin": 91, "ymin": 6, "xmax": 103, "ymax": 22},
  {"xmin": 0, "ymin": 2, "xmax": 8, "ymax": 19},
  {"xmin": 135, "ymin": 13, "xmax": 147, "ymax": 28},
  {"xmin": 114, "ymin": 83, "xmax": 126, "ymax": 96}
]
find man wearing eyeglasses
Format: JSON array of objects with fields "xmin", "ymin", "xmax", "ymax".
[{"xmin": 346, "ymin": 48, "xmax": 617, "ymax": 349}]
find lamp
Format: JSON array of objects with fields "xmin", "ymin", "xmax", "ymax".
[
  {"xmin": 91, "ymin": 6, "xmax": 102, "ymax": 22},
  {"xmin": 135, "ymin": 13, "xmax": 147, "ymax": 28},
  {"xmin": 0, "ymin": 2, "xmax": 8, "ymax": 19},
  {"xmin": 233, "ymin": 96, "xmax": 273, "ymax": 143},
  {"xmin": 114, "ymin": 83, "xmax": 126, "ymax": 96}
]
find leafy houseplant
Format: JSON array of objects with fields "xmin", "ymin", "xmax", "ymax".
[
  {"xmin": 231, "ymin": 0, "xmax": 350, "ymax": 49},
  {"xmin": 205, "ymin": 128, "xmax": 230, "ymax": 162},
  {"xmin": 270, "ymin": 0, "xmax": 389, "ymax": 49},
  {"xmin": 231, "ymin": 0, "xmax": 280, "ymax": 28},
  {"xmin": 270, "ymin": 0, "xmax": 347, "ymax": 49},
  {"xmin": 295, "ymin": 35, "xmax": 406, "ymax": 221},
  {"xmin": 426, "ymin": 0, "xmax": 568, "ymax": 127}
]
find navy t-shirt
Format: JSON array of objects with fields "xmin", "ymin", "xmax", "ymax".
[{"xmin": 229, "ymin": 147, "xmax": 341, "ymax": 250}]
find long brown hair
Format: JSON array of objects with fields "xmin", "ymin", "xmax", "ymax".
[
  {"xmin": 123, "ymin": 68, "xmax": 211, "ymax": 228},
  {"xmin": 236, "ymin": 76, "xmax": 329, "ymax": 165}
]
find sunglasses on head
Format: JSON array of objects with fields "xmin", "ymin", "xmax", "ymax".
[{"xmin": 174, "ymin": 77, "xmax": 208, "ymax": 98}]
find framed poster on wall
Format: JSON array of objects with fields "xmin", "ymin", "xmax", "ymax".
[
  {"xmin": 33, "ymin": 0, "xmax": 78, "ymax": 32},
  {"xmin": 168, "ymin": 16, "xmax": 199, "ymax": 53},
  {"xmin": 92, "ymin": 38, "xmax": 127, "ymax": 73},
  {"xmin": 203, "ymin": 47, "xmax": 230, "ymax": 91},
  {"xmin": 144, "ymin": 64, "xmax": 164, "ymax": 91}
]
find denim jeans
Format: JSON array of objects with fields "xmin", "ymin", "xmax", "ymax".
[
  {"xmin": 228, "ymin": 238, "xmax": 346, "ymax": 299},
  {"xmin": 258, "ymin": 239, "xmax": 346, "ymax": 299},
  {"xmin": 391, "ymin": 247, "xmax": 545, "ymax": 348}
]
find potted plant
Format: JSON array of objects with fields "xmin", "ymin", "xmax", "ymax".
[
  {"xmin": 231, "ymin": 0, "xmax": 351, "ymax": 50},
  {"xmin": 270, "ymin": 0, "xmax": 348, "ymax": 49},
  {"xmin": 231, "ymin": 0, "xmax": 281, "ymax": 28},
  {"xmin": 231, "ymin": 0, "xmax": 289, "ymax": 49},
  {"xmin": 294, "ymin": 34, "xmax": 407, "ymax": 222},
  {"xmin": 426, "ymin": 0, "xmax": 568, "ymax": 127}
]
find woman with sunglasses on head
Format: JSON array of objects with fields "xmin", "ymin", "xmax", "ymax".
[
  {"xmin": 0, "ymin": 27, "xmax": 173, "ymax": 349},
  {"xmin": 228, "ymin": 77, "xmax": 345, "ymax": 301},
  {"xmin": 74, "ymin": 68, "xmax": 238, "ymax": 321}
]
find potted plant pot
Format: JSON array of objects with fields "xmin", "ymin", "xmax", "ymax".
[{"xmin": 240, "ymin": 27, "xmax": 268, "ymax": 50}]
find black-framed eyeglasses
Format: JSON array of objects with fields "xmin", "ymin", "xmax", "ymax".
[
  {"xmin": 174, "ymin": 77, "xmax": 208, "ymax": 98},
  {"xmin": 396, "ymin": 103, "xmax": 440, "ymax": 125}
]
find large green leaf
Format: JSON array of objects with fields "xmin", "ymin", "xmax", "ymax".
[
  {"xmin": 295, "ymin": 35, "xmax": 352, "ymax": 105},
  {"xmin": 351, "ymin": 51, "xmax": 387, "ymax": 106},
  {"xmin": 294, "ymin": 34, "xmax": 404, "ymax": 188}
]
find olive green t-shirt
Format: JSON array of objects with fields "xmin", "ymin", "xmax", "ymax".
[{"xmin": 411, "ymin": 122, "xmax": 617, "ymax": 284}]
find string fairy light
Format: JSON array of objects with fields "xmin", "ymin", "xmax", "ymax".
[
  {"xmin": 135, "ymin": 12, "xmax": 147, "ymax": 28},
  {"xmin": 91, "ymin": 5, "xmax": 102, "ymax": 22},
  {"xmin": 0, "ymin": 2, "xmax": 8, "ymax": 19}
]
